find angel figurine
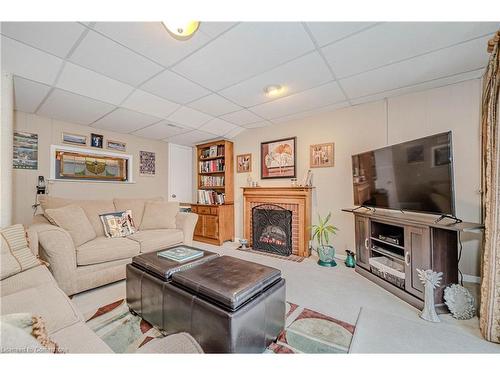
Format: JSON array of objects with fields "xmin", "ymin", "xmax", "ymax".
[{"xmin": 417, "ymin": 269, "xmax": 443, "ymax": 323}]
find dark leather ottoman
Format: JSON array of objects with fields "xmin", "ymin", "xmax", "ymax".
[{"xmin": 126, "ymin": 252, "xmax": 286, "ymax": 353}]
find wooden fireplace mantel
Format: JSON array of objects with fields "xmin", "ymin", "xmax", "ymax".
[{"xmin": 242, "ymin": 186, "xmax": 313, "ymax": 257}]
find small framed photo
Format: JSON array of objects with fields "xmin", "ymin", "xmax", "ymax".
[
  {"xmin": 209, "ymin": 145, "xmax": 218, "ymax": 157},
  {"xmin": 107, "ymin": 140, "xmax": 126, "ymax": 152},
  {"xmin": 62, "ymin": 132, "xmax": 87, "ymax": 147},
  {"xmin": 90, "ymin": 133, "xmax": 104, "ymax": 148},
  {"xmin": 310, "ymin": 143, "xmax": 334, "ymax": 168},
  {"xmin": 237, "ymin": 153, "xmax": 252, "ymax": 173}
]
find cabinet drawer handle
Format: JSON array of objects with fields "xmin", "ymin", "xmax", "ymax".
[
  {"xmin": 405, "ymin": 252, "xmax": 411, "ymax": 266},
  {"xmin": 364, "ymin": 238, "xmax": 369, "ymax": 249}
]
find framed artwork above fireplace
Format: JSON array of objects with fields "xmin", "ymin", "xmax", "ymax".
[{"xmin": 261, "ymin": 137, "xmax": 296, "ymax": 179}]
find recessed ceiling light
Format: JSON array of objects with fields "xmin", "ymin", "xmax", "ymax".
[
  {"xmin": 264, "ymin": 84, "xmax": 285, "ymax": 98},
  {"xmin": 162, "ymin": 21, "xmax": 200, "ymax": 41}
]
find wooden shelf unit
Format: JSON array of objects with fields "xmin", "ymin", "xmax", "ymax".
[{"xmin": 192, "ymin": 140, "xmax": 234, "ymax": 245}]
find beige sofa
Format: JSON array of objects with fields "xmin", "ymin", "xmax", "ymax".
[
  {"xmin": 1, "ymin": 228, "xmax": 113, "ymax": 353},
  {"xmin": 29, "ymin": 196, "xmax": 198, "ymax": 296}
]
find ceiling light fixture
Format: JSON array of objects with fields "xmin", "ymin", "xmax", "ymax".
[
  {"xmin": 162, "ymin": 21, "xmax": 200, "ymax": 41},
  {"xmin": 264, "ymin": 84, "xmax": 285, "ymax": 98}
]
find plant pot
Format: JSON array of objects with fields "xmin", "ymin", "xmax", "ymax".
[{"xmin": 316, "ymin": 245, "xmax": 337, "ymax": 267}]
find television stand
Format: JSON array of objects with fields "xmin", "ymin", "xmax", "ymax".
[{"xmin": 434, "ymin": 214, "xmax": 463, "ymax": 224}]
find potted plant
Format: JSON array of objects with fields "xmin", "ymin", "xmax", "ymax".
[{"xmin": 311, "ymin": 213, "xmax": 339, "ymax": 267}]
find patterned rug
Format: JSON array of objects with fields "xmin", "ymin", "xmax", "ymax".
[
  {"xmin": 234, "ymin": 247, "xmax": 305, "ymax": 262},
  {"xmin": 86, "ymin": 300, "xmax": 355, "ymax": 353}
]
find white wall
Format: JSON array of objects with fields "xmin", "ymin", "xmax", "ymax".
[
  {"xmin": 232, "ymin": 79, "xmax": 482, "ymax": 277},
  {"xmin": 13, "ymin": 111, "xmax": 169, "ymax": 225}
]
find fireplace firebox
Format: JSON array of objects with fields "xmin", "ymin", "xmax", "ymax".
[{"xmin": 252, "ymin": 204, "xmax": 292, "ymax": 256}]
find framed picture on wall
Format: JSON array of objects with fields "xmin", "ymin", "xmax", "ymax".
[
  {"xmin": 140, "ymin": 151, "xmax": 156, "ymax": 176},
  {"xmin": 236, "ymin": 153, "xmax": 252, "ymax": 173},
  {"xmin": 62, "ymin": 132, "xmax": 87, "ymax": 147},
  {"xmin": 261, "ymin": 137, "xmax": 296, "ymax": 179},
  {"xmin": 13, "ymin": 131, "xmax": 38, "ymax": 170},
  {"xmin": 107, "ymin": 140, "xmax": 126, "ymax": 152},
  {"xmin": 310, "ymin": 142, "xmax": 334, "ymax": 168},
  {"xmin": 90, "ymin": 133, "xmax": 104, "ymax": 148}
]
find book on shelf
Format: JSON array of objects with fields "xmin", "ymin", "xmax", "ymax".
[
  {"xmin": 200, "ymin": 145, "xmax": 225, "ymax": 159},
  {"xmin": 197, "ymin": 189, "xmax": 225, "ymax": 205},
  {"xmin": 200, "ymin": 175, "xmax": 224, "ymax": 187},
  {"xmin": 199, "ymin": 159, "xmax": 225, "ymax": 173}
]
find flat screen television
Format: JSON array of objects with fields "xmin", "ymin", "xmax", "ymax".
[{"xmin": 351, "ymin": 131, "xmax": 454, "ymax": 215}]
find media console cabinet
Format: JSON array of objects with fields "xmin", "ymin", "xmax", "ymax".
[{"xmin": 343, "ymin": 208, "xmax": 483, "ymax": 312}]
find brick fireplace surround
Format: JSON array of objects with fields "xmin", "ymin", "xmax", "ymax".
[{"xmin": 242, "ymin": 187, "xmax": 313, "ymax": 257}]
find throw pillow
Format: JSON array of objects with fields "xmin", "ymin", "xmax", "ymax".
[
  {"xmin": 140, "ymin": 201, "xmax": 179, "ymax": 230},
  {"xmin": 1, "ymin": 224, "xmax": 41, "ymax": 280},
  {"xmin": 99, "ymin": 210, "xmax": 136, "ymax": 238},
  {"xmin": 44, "ymin": 205, "xmax": 97, "ymax": 247},
  {"xmin": 0, "ymin": 313, "xmax": 60, "ymax": 353},
  {"xmin": 113, "ymin": 197, "xmax": 163, "ymax": 229}
]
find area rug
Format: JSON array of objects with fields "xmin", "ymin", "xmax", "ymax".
[
  {"xmin": 86, "ymin": 300, "xmax": 355, "ymax": 353},
  {"xmin": 234, "ymin": 246, "xmax": 305, "ymax": 263}
]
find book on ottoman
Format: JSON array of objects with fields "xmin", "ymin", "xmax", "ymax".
[{"xmin": 158, "ymin": 246, "xmax": 204, "ymax": 263}]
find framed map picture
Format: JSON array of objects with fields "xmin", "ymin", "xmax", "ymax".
[
  {"xmin": 140, "ymin": 151, "xmax": 155, "ymax": 176},
  {"xmin": 236, "ymin": 153, "xmax": 252, "ymax": 173},
  {"xmin": 310, "ymin": 143, "xmax": 334, "ymax": 168},
  {"xmin": 13, "ymin": 131, "xmax": 38, "ymax": 170},
  {"xmin": 261, "ymin": 137, "xmax": 296, "ymax": 179}
]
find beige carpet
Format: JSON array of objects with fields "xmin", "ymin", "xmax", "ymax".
[{"xmin": 72, "ymin": 241, "xmax": 500, "ymax": 353}]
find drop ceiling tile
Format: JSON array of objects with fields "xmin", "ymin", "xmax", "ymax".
[
  {"xmin": 220, "ymin": 109, "xmax": 264, "ymax": 125},
  {"xmin": 69, "ymin": 30, "xmax": 163, "ymax": 86},
  {"xmin": 250, "ymin": 81, "xmax": 346, "ymax": 120},
  {"xmin": 167, "ymin": 106, "xmax": 212, "ymax": 128},
  {"xmin": 322, "ymin": 22, "xmax": 499, "ymax": 79},
  {"xmin": 13, "ymin": 76, "xmax": 51, "ymax": 113},
  {"xmin": 141, "ymin": 69, "xmax": 210, "ymax": 104},
  {"xmin": 56, "ymin": 62, "xmax": 134, "ymax": 105},
  {"xmin": 187, "ymin": 94, "xmax": 242, "ymax": 116},
  {"xmin": 199, "ymin": 118, "xmax": 237, "ymax": 136},
  {"xmin": 1, "ymin": 36, "xmax": 63, "ymax": 85},
  {"xmin": 37, "ymin": 89, "xmax": 115, "ymax": 125},
  {"xmin": 306, "ymin": 22, "xmax": 378, "ymax": 46},
  {"xmin": 219, "ymin": 51, "xmax": 333, "ymax": 107},
  {"xmin": 271, "ymin": 101, "xmax": 350, "ymax": 124},
  {"xmin": 132, "ymin": 120, "xmax": 188, "ymax": 139},
  {"xmin": 199, "ymin": 22, "xmax": 237, "ymax": 38},
  {"xmin": 340, "ymin": 35, "xmax": 490, "ymax": 99},
  {"xmin": 349, "ymin": 69, "xmax": 484, "ymax": 106},
  {"xmin": 93, "ymin": 22, "xmax": 211, "ymax": 67},
  {"xmin": 1, "ymin": 22, "xmax": 85, "ymax": 58},
  {"xmin": 121, "ymin": 89, "xmax": 180, "ymax": 119},
  {"xmin": 172, "ymin": 22, "xmax": 315, "ymax": 91},
  {"xmin": 224, "ymin": 126, "xmax": 245, "ymax": 139},
  {"xmin": 92, "ymin": 108, "xmax": 161, "ymax": 133},
  {"xmin": 166, "ymin": 130, "xmax": 217, "ymax": 146}
]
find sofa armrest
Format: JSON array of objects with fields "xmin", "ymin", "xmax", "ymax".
[
  {"xmin": 28, "ymin": 223, "xmax": 77, "ymax": 294},
  {"xmin": 175, "ymin": 212, "xmax": 198, "ymax": 246}
]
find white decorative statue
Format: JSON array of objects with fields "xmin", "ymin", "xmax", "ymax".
[{"xmin": 417, "ymin": 269, "xmax": 443, "ymax": 323}]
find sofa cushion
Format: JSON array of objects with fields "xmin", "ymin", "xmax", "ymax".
[
  {"xmin": 39, "ymin": 196, "xmax": 116, "ymax": 237},
  {"xmin": 1, "ymin": 265, "xmax": 56, "ymax": 297},
  {"xmin": 140, "ymin": 201, "xmax": 179, "ymax": 230},
  {"xmin": 44, "ymin": 205, "xmax": 97, "ymax": 247},
  {"xmin": 128, "ymin": 229, "xmax": 184, "ymax": 254},
  {"xmin": 76, "ymin": 237, "xmax": 140, "ymax": 266},
  {"xmin": 51, "ymin": 322, "xmax": 113, "ymax": 353},
  {"xmin": 1, "ymin": 224, "xmax": 41, "ymax": 280},
  {"xmin": 113, "ymin": 197, "xmax": 163, "ymax": 229},
  {"xmin": 0, "ymin": 284, "xmax": 82, "ymax": 334}
]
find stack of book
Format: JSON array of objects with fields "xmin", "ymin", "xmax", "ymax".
[
  {"xmin": 198, "ymin": 190, "xmax": 225, "ymax": 205},
  {"xmin": 199, "ymin": 159, "xmax": 225, "ymax": 173},
  {"xmin": 200, "ymin": 175, "xmax": 224, "ymax": 187}
]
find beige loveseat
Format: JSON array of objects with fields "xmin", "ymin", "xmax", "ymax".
[
  {"xmin": 1, "ymin": 228, "xmax": 112, "ymax": 353},
  {"xmin": 29, "ymin": 196, "xmax": 198, "ymax": 296}
]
